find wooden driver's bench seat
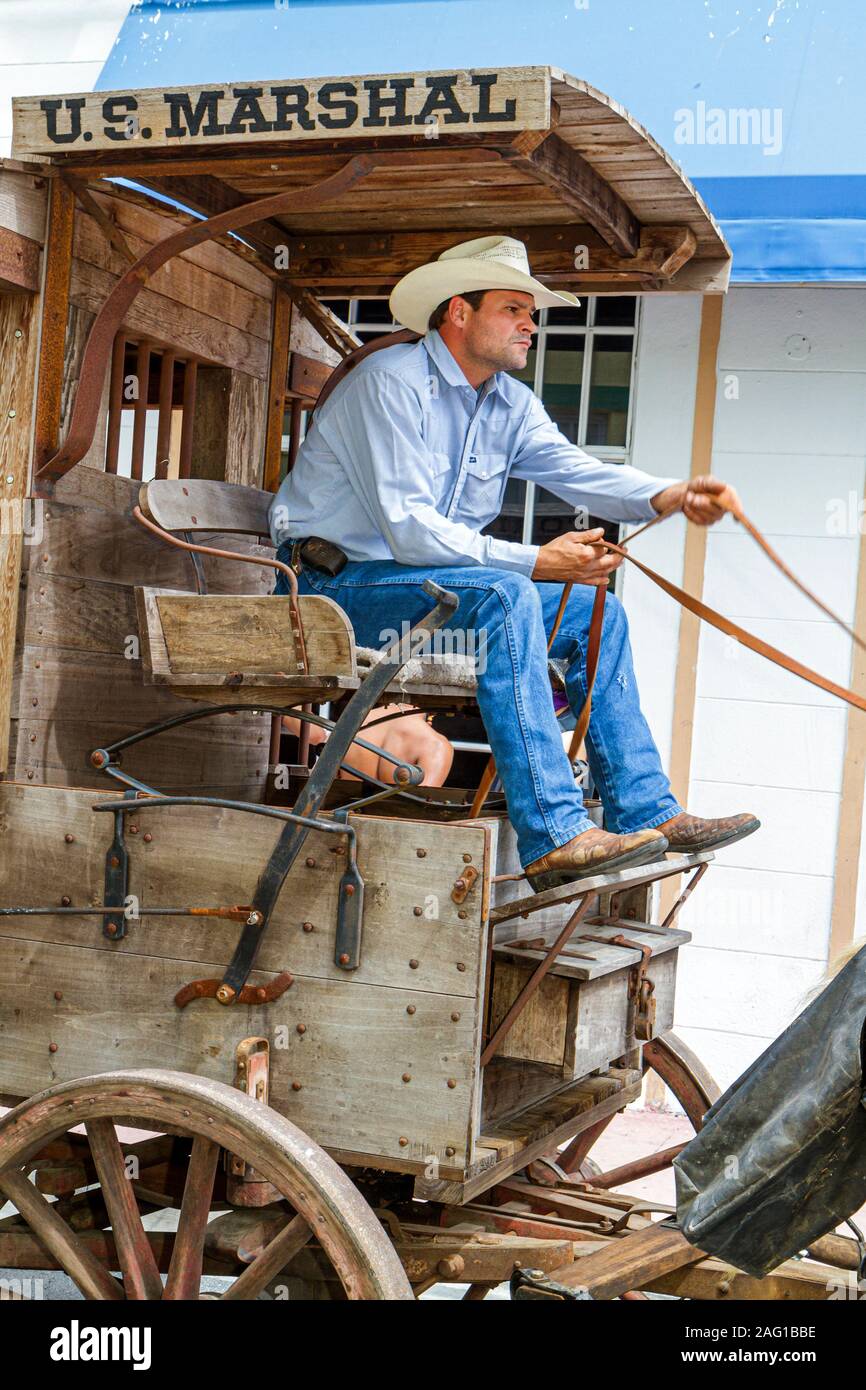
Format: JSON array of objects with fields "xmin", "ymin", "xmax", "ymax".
[{"xmin": 134, "ymin": 479, "xmax": 479, "ymax": 709}]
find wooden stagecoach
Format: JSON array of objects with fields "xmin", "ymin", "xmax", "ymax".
[{"xmin": 0, "ymin": 66, "xmax": 853, "ymax": 1301}]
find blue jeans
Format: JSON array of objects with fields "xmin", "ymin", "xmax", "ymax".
[{"xmin": 276, "ymin": 549, "xmax": 681, "ymax": 867}]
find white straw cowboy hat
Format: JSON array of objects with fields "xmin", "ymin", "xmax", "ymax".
[{"xmin": 389, "ymin": 235, "xmax": 580, "ymax": 334}]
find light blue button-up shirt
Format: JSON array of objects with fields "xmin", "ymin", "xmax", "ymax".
[{"xmin": 268, "ymin": 330, "xmax": 679, "ymax": 576}]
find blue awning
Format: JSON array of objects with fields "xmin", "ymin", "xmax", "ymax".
[{"xmin": 99, "ymin": 0, "xmax": 866, "ymax": 283}]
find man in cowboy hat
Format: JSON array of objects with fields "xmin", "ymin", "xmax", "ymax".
[{"xmin": 270, "ymin": 236, "xmax": 759, "ymax": 887}]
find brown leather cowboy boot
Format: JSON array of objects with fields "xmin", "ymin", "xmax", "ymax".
[
  {"xmin": 655, "ymin": 811, "xmax": 760, "ymax": 853},
  {"xmin": 525, "ymin": 826, "xmax": 668, "ymax": 892}
]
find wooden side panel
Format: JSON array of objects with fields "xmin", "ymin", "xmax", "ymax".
[
  {"xmin": 0, "ymin": 937, "xmax": 476, "ymax": 1172},
  {"xmin": 8, "ymin": 471, "xmax": 273, "ymax": 794},
  {"xmin": 0, "ymin": 785, "xmax": 490, "ymax": 999},
  {"xmin": 0, "ymin": 785, "xmax": 493, "ymax": 1172},
  {"xmin": 488, "ymin": 962, "xmax": 569, "ymax": 1066}
]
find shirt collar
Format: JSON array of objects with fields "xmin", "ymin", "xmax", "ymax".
[{"xmin": 423, "ymin": 330, "xmax": 504, "ymax": 401}]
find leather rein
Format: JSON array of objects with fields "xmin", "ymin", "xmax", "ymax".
[{"xmin": 311, "ymin": 331, "xmax": 866, "ymax": 814}]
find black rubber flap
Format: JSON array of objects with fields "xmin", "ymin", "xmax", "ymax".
[{"xmin": 674, "ymin": 943, "xmax": 866, "ymax": 1277}]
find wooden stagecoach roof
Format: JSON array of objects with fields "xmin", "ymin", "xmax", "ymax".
[{"xmin": 11, "ymin": 66, "xmax": 731, "ymax": 295}]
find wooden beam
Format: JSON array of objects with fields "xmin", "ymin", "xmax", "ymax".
[
  {"xmin": 503, "ymin": 132, "xmax": 640, "ymax": 257},
  {"xmin": 58, "ymin": 138, "xmax": 511, "ymax": 184},
  {"xmin": 104, "ymin": 332, "xmax": 125, "ymax": 474},
  {"xmin": 0, "ymin": 294, "xmax": 40, "ymax": 772},
  {"xmin": 155, "ymin": 348, "xmax": 176, "ymax": 480},
  {"xmin": 828, "ymin": 477, "xmax": 866, "ymax": 963},
  {"xmin": 129, "ymin": 339, "xmax": 151, "ymax": 481},
  {"xmin": 550, "ymin": 1222, "xmax": 705, "ymax": 1299},
  {"xmin": 282, "ymin": 285, "xmax": 359, "ymax": 358},
  {"xmin": 263, "ymin": 287, "xmax": 292, "ymax": 494},
  {"xmin": 32, "ymin": 177, "xmax": 74, "ymax": 474},
  {"xmin": 61, "ymin": 173, "xmax": 137, "ymax": 266},
  {"xmin": 0, "ymin": 225, "xmax": 41, "ymax": 294},
  {"xmin": 288, "ymin": 352, "xmax": 333, "ymax": 402},
  {"xmin": 284, "ymin": 224, "xmax": 693, "ymax": 289}
]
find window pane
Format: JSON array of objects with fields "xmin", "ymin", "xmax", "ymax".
[
  {"xmin": 587, "ymin": 335, "xmax": 633, "ymax": 447},
  {"xmin": 354, "ymin": 298, "xmax": 393, "ymax": 325},
  {"xmin": 547, "ymin": 302, "xmax": 588, "ymax": 326},
  {"xmin": 320, "ymin": 298, "xmax": 350, "ymax": 324},
  {"xmin": 540, "ymin": 334, "xmax": 584, "ymax": 444},
  {"xmin": 594, "ymin": 297, "xmax": 636, "ymax": 327}
]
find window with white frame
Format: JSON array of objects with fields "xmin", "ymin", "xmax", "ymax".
[{"xmin": 319, "ymin": 295, "xmax": 639, "ymax": 549}]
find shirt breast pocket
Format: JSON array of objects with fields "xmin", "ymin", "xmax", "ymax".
[{"xmin": 459, "ymin": 452, "xmax": 510, "ymax": 521}]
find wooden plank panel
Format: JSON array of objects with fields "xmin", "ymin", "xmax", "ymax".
[
  {"xmin": 0, "ymin": 784, "xmax": 491, "ymax": 1002},
  {"xmin": 11, "ymin": 647, "xmax": 268, "ymax": 733},
  {"xmin": 9, "ymin": 717, "xmax": 269, "ymax": 792},
  {"xmin": 225, "ymin": 371, "xmax": 266, "ymax": 488},
  {"xmin": 488, "ymin": 962, "xmax": 568, "ymax": 1066},
  {"xmin": 0, "ymin": 935, "xmax": 478, "ymax": 1171},
  {"xmin": 101, "ymin": 191, "xmax": 273, "ymax": 297},
  {"xmin": 0, "ymin": 294, "xmax": 40, "ymax": 772},
  {"xmin": 22, "ymin": 572, "xmax": 139, "ymax": 655},
  {"xmin": 26, "ymin": 495, "xmax": 275, "ymax": 592},
  {"xmin": 0, "ymin": 167, "xmax": 47, "ymax": 243},
  {"xmin": 73, "ymin": 210, "xmax": 271, "ymax": 340},
  {"xmin": 0, "ymin": 226, "xmax": 41, "ymax": 293},
  {"xmin": 69, "ymin": 258, "xmax": 269, "ymax": 378},
  {"xmin": 12, "ymin": 69, "xmax": 551, "ymax": 156}
]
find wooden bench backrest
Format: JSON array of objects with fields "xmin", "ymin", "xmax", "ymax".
[{"xmin": 139, "ymin": 479, "xmax": 273, "ymax": 537}]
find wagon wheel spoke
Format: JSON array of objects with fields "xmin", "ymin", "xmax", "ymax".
[
  {"xmin": 0, "ymin": 1073, "xmax": 413, "ymax": 1301},
  {"xmin": 0, "ymin": 1166, "xmax": 125, "ymax": 1300},
  {"xmin": 85, "ymin": 1118, "xmax": 163, "ymax": 1300},
  {"xmin": 220, "ymin": 1212, "xmax": 313, "ymax": 1301},
  {"xmin": 163, "ymin": 1136, "xmax": 220, "ymax": 1300}
]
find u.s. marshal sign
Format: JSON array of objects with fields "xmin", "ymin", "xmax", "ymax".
[{"xmin": 11, "ymin": 67, "xmax": 551, "ymax": 158}]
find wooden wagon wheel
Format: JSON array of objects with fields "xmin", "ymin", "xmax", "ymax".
[
  {"xmin": 0, "ymin": 1070, "xmax": 413, "ymax": 1301},
  {"xmin": 552, "ymin": 1032, "xmax": 722, "ymax": 1185}
]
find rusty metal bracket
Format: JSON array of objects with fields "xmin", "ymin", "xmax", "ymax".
[
  {"xmin": 226, "ymin": 1038, "xmax": 283, "ymax": 1207},
  {"xmin": 174, "ymin": 971, "xmax": 293, "ymax": 1010},
  {"xmin": 451, "ymin": 864, "xmax": 479, "ymax": 904},
  {"xmin": 659, "ymin": 860, "xmax": 709, "ymax": 931}
]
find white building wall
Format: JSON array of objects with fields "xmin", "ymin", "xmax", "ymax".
[
  {"xmin": 621, "ymin": 294, "xmax": 702, "ymax": 771},
  {"xmin": 650, "ymin": 286, "xmax": 866, "ymax": 1091},
  {"xmin": 0, "ymin": 1, "xmax": 128, "ymax": 158}
]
